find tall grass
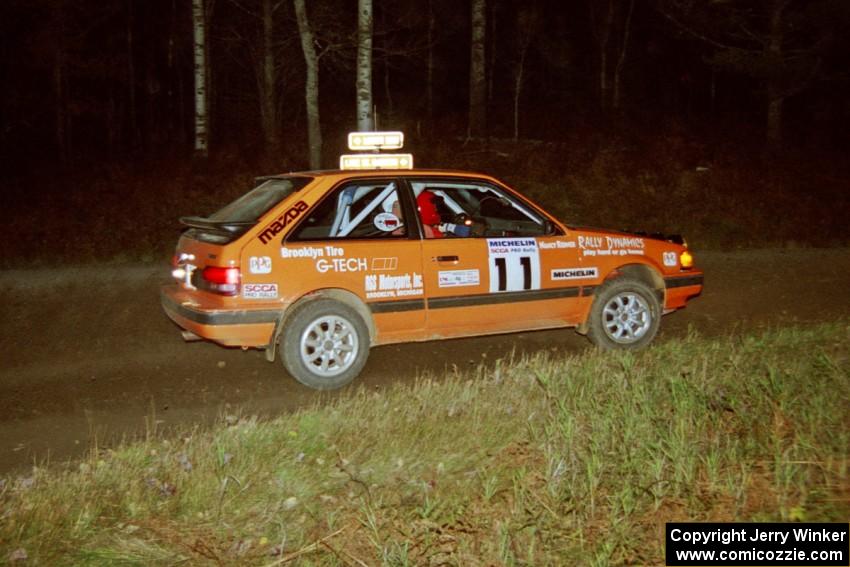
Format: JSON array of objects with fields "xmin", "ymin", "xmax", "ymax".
[{"xmin": 1, "ymin": 321, "xmax": 848, "ymax": 564}]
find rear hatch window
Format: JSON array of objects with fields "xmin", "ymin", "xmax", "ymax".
[{"xmin": 181, "ymin": 176, "xmax": 312, "ymax": 244}]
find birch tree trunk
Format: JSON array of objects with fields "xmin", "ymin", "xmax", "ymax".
[
  {"xmin": 53, "ymin": 0, "xmax": 68, "ymax": 162},
  {"xmin": 426, "ymin": 0, "xmax": 435, "ymax": 125},
  {"xmin": 127, "ymin": 0, "xmax": 138, "ymax": 148},
  {"xmin": 766, "ymin": 0, "xmax": 787, "ymax": 151},
  {"xmin": 598, "ymin": 0, "xmax": 614, "ymax": 111},
  {"xmin": 468, "ymin": 0, "xmax": 487, "ymax": 137},
  {"xmin": 294, "ymin": 0, "xmax": 322, "ymax": 169},
  {"xmin": 261, "ymin": 0, "xmax": 280, "ymax": 155},
  {"xmin": 356, "ymin": 0, "xmax": 374, "ymax": 131},
  {"xmin": 612, "ymin": 0, "xmax": 634, "ymax": 111},
  {"xmin": 192, "ymin": 0, "xmax": 208, "ymax": 158},
  {"xmin": 513, "ymin": 43, "xmax": 527, "ymax": 141}
]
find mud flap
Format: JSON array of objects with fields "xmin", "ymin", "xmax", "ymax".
[{"xmin": 264, "ymin": 315, "xmax": 285, "ymax": 362}]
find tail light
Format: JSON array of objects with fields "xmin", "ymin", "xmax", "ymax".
[{"xmin": 201, "ymin": 266, "xmax": 241, "ymax": 295}]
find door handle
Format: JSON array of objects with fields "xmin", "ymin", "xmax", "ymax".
[{"xmin": 433, "ymin": 255, "xmax": 459, "ymax": 262}]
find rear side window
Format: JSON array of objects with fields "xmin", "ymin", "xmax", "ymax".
[
  {"xmin": 290, "ymin": 179, "xmax": 408, "ymax": 241},
  {"xmin": 211, "ymin": 177, "xmax": 311, "ymax": 223},
  {"xmin": 183, "ymin": 176, "xmax": 312, "ymax": 244}
]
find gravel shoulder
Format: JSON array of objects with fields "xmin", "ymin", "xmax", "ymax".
[{"xmin": 1, "ymin": 248, "xmax": 848, "ymax": 473}]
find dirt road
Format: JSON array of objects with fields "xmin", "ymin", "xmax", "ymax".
[{"xmin": 2, "ymin": 249, "xmax": 849, "ymax": 473}]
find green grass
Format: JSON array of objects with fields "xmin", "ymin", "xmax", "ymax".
[{"xmin": 1, "ymin": 322, "xmax": 849, "ymax": 565}]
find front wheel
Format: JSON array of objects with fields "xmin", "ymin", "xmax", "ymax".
[
  {"xmin": 586, "ymin": 277, "xmax": 661, "ymax": 350},
  {"xmin": 281, "ymin": 299, "xmax": 370, "ymax": 389}
]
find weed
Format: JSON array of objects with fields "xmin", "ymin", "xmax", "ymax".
[{"xmin": 0, "ymin": 322, "xmax": 848, "ymax": 564}]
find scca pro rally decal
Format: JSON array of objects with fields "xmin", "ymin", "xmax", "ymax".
[
  {"xmin": 487, "ymin": 238, "xmax": 540, "ymax": 292},
  {"xmin": 243, "ymin": 283, "xmax": 278, "ymax": 299},
  {"xmin": 551, "ymin": 267, "xmax": 598, "ymax": 281},
  {"xmin": 257, "ymin": 200, "xmax": 309, "ymax": 244}
]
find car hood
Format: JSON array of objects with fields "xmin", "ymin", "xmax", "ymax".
[{"xmin": 569, "ymin": 225, "xmax": 685, "ymax": 245}]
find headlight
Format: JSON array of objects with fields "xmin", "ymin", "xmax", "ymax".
[{"xmin": 680, "ymin": 250, "xmax": 694, "ymax": 269}]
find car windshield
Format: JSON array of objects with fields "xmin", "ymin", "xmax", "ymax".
[{"xmin": 209, "ymin": 176, "xmax": 312, "ymax": 223}]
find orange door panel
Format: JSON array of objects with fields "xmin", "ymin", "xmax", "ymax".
[{"xmin": 421, "ymin": 236, "xmax": 585, "ymax": 335}]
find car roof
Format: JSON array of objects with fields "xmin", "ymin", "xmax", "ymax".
[{"xmin": 274, "ymin": 169, "xmax": 499, "ymax": 182}]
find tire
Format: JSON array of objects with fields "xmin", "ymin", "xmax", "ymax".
[
  {"xmin": 281, "ymin": 299, "xmax": 370, "ymax": 389},
  {"xmin": 586, "ymin": 277, "xmax": 661, "ymax": 350}
]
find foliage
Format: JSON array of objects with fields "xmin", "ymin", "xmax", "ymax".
[
  {"xmin": 1, "ymin": 131, "xmax": 847, "ymax": 269},
  {"xmin": 1, "ymin": 321, "xmax": 848, "ymax": 564}
]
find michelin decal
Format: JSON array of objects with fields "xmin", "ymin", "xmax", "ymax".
[{"xmin": 551, "ymin": 267, "xmax": 598, "ymax": 281}]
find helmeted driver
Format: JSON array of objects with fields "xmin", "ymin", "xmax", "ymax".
[{"xmin": 417, "ymin": 191, "xmax": 444, "ymax": 238}]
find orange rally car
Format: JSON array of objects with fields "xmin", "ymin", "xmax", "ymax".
[{"xmin": 161, "ymin": 132, "xmax": 703, "ymax": 389}]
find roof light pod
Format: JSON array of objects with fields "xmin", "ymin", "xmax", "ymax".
[
  {"xmin": 347, "ymin": 131, "xmax": 404, "ymax": 151},
  {"xmin": 339, "ymin": 153, "xmax": 414, "ymax": 170}
]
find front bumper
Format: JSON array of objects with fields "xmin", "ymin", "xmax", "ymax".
[{"xmin": 663, "ymin": 273, "xmax": 704, "ymax": 310}]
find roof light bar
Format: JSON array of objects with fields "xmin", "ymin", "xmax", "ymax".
[
  {"xmin": 340, "ymin": 153, "xmax": 414, "ymax": 170},
  {"xmin": 347, "ymin": 131, "xmax": 404, "ymax": 151}
]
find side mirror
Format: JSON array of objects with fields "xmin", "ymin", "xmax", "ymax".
[{"xmin": 543, "ymin": 220, "xmax": 557, "ymax": 235}]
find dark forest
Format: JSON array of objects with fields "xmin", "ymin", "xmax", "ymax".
[{"xmin": 1, "ymin": 0, "xmax": 849, "ymax": 263}]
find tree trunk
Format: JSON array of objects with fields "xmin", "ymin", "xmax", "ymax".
[
  {"xmin": 426, "ymin": 0, "xmax": 435, "ymax": 126},
  {"xmin": 356, "ymin": 0, "xmax": 374, "ymax": 131},
  {"xmin": 598, "ymin": 0, "xmax": 614, "ymax": 111},
  {"xmin": 513, "ymin": 43, "xmax": 527, "ymax": 141},
  {"xmin": 487, "ymin": 0, "xmax": 498, "ymax": 110},
  {"xmin": 294, "ymin": 0, "xmax": 322, "ymax": 169},
  {"xmin": 468, "ymin": 0, "xmax": 487, "ymax": 137},
  {"xmin": 54, "ymin": 45, "xmax": 67, "ymax": 163},
  {"xmin": 381, "ymin": 5, "xmax": 392, "ymax": 121},
  {"xmin": 261, "ymin": 0, "xmax": 280, "ymax": 155},
  {"xmin": 127, "ymin": 0, "xmax": 138, "ymax": 149},
  {"xmin": 612, "ymin": 0, "xmax": 634, "ymax": 111},
  {"xmin": 765, "ymin": 0, "xmax": 787, "ymax": 151},
  {"xmin": 53, "ymin": 0, "xmax": 68, "ymax": 162},
  {"xmin": 192, "ymin": 0, "xmax": 209, "ymax": 158}
]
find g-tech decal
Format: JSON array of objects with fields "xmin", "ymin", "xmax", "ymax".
[
  {"xmin": 243, "ymin": 283, "xmax": 278, "ymax": 299},
  {"xmin": 438, "ymin": 269, "xmax": 480, "ymax": 288},
  {"xmin": 487, "ymin": 238, "xmax": 540, "ymax": 292},
  {"xmin": 663, "ymin": 251, "xmax": 678, "ymax": 267},
  {"xmin": 551, "ymin": 267, "xmax": 598, "ymax": 281},
  {"xmin": 258, "ymin": 200, "xmax": 309, "ymax": 244},
  {"xmin": 371, "ymin": 257, "xmax": 399, "ymax": 271},
  {"xmin": 316, "ymin": 258, "xmax": 367, "ymax": 273},
  {"xmin": 249, "ymin": 256, "xmax": 272, "ymax": 274}
]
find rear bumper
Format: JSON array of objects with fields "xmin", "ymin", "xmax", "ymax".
[{"xmin": 160, "ymin": 285, "xmax": 278, "ymax": 347}]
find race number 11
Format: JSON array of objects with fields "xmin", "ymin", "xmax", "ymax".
[
  {"xmin": 493, "ymin": 256, "xmax": 533, "ymax": 291},
  {"xmin": 487, "ymin": 239, "xmax": 541, "ymax": 293}
]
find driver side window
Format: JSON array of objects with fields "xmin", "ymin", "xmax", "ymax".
[
  {"xmin": 290, "ymin": 180, "xmax": 407, "ymax": 241},
  {"xmin": 409, "ymin": 180, "xmax": 548, "ymax": 238}
]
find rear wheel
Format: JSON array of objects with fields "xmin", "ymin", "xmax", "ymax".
[
  {"xmin": 281, "ymin": 299, "xmax": 370, "ymax": 389},
  {"xmin": 587, "ymin": 277, "xmax": 661, "ymax": 350}
]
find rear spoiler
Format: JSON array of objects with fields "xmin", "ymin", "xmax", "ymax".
[{"xmin": 179, "ymin": 216, "xmax": 256, "ymax": 237}]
